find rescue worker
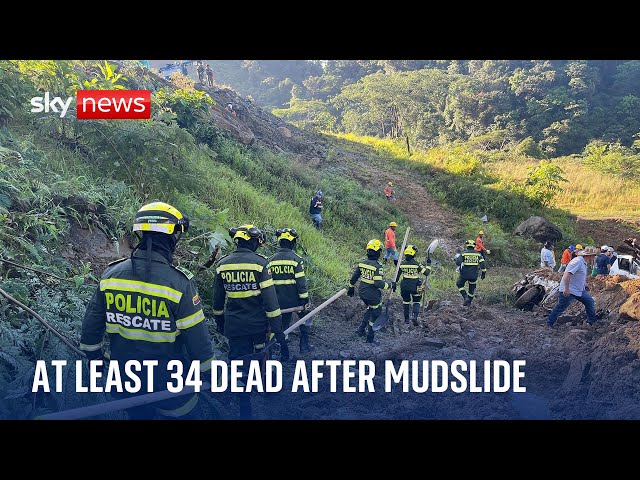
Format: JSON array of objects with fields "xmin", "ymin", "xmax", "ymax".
[
  {"xmin": 558, "ymin": 245, "xmax": 575, "ymax": 273},
  {"xmin": 80, "ymin": 202, "xmax": 214, "ymax": 420},
  {"xmin": 393, "ymin": 245, "xmax": 432, "ymax": 325},
  {"xmin": 212, "ymin": 224, "xmax": 284, "ymax": 419},
  {"xmin": 475, "ymin": 230, "xmax": 490, "ymax": 259},
  {"xmin": 384, "ymin": 182, "xmax": 395, "ymax": 201},
  {"xmin": 595, "ymin": 245, "xmax": 611, "ymax": 276},
  {"xmin": 309, "ymin": 190, "xmax": 323, "ymax": 230},
  {"xmin": 384, "ymin": 221, "xmax": 399, "ymax": 266},
  {"xmin": 347, "ymin": 239, "xmax": 393, "ymax": 344},
  {"xmin": 456, "ymin": 239, "xmax": 487, "ymax": 306},
  {"xmin": 267, "ymin": 228, "xmax": 312, "ymax": 358}
]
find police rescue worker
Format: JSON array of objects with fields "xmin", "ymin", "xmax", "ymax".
[
  {"xmin": 212, "ymin": 224, "xmax": 284, "ymax": 420},
  {"xmin": 80, "ymin": 202, "xmax": 214, "ymax": 420},
  {"xmin": 267, "ymin": 228, "xmax": 312, "ymax": 359},
  {"xmin": 455, "ymin": 239, "xmax": 487, "ymax": 307},
  {"xmin": 347, "ymin": 239, "xmax": 393, "ymax": 344},
  {"xmin": 384, "ymin": 221, "xmax": 399, "ymax": 266},
  {"xmin": 393, "ymin": 245, "xmax": 432, "ymax": 325}
]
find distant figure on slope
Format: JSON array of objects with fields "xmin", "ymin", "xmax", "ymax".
[
  {"xmin": 196, "ymin": 61, "xmax": 205, "ymax": 83},
  {"xmin": 475, "ymin": 230, "xmax": 490, "ymax": 259},
  {"xmin": 309, "ymin": 190, "xmax": 323, "ymax": 229},
  {"xmin": 540, "ymin": 241, "xmax": 556, "ymax": 271},
  {"xmin": 205, "ymin": 64, "xmax": 214, "ymax": 87},
  {"xmin": 383, "ymin": 182, "xmax": 395, "ymax": 201}
]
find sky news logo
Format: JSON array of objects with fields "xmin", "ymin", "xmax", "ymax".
[{"xmin": 30, "ymin": 90, "xmax": 151, "ymax": 119}]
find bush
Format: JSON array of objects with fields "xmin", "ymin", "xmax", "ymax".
[{"xmin": 513, "ymin": 137, "xmax": 545, "ymax": 159}]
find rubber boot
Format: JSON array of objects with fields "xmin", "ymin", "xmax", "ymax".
[
  {"xmin": 280, "ymin": 341, "xmax": 290, "ymax": 362},
  {"xmin": 300, "ymin": 329, "xmax": 313, "ymax": 352},
  {"xmin": 403, "ymin": 303, "xmax": 410, "ymax": 324},
  {"xmin": 366, "ymin": 323, "xmax": 376, "ymax": 344},
  {"xmin": 460, "ymin": 290, "xmax": 468, "ymax": 306},
  {"xmin": 412, "ymin": 303, "xmax": 420, "ymax": 326},
  {"xmin": 393, "ymin": 259, "xmax": 398, "ymax": 267},
  {"xmin": 357, "ymin": 312, "xmax": 369, "ymax": 337},
  {"xmin": 465, "ymin": 295, "xmax": 474, "ymax": 307}
]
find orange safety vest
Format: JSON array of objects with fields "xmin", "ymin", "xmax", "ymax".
[
  {"xmin": 561, "ymin": 249, "xmax": 572, "ymax": 264},
  {"xmin": 385, "ymin": 228, "xmax": 396, "ymax": 249},
  {"xmin": 475, "ymin": 236, "xmax": 486, "ymax": 252}
]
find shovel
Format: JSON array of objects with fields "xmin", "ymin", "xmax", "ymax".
[{"xmin": 420, "ymin": 239, "xmax": 439, "ymax": 316}]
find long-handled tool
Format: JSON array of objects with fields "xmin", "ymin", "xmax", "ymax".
[
  {"xmin": 420, "ymin": 238, "xmax": 439, "ymax": 317},
  {"xmin": 37, "ymin": 288, "xmax": 346, "ymax": 420},
  {"xmin": 372, "ymin": 227, "xmax": 410, "ymax": 332}
]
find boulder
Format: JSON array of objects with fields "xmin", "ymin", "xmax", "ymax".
[
  {"xmin": 514, "ymin": 216, "xmax": 563, "ymax": 242},
  {"xmin": 278, "ymin": 126, "xmax": 292, "ymax": 138},
  {"xmin": 620, "ymin": 292, "xmax": 640, "ymax": 321}
]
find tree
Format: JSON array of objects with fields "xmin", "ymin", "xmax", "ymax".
[{"xmin": 525, "ymin": 161, "xmax": 568, "ymax": 206}]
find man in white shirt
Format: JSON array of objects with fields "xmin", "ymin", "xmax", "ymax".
[
  {"xmin": 546, "ymin": 245, "xmax": 599, "ymax": 327},
  {"xmin": 540, "ymin": 241, "xmax": 556, "ymax": 270}
]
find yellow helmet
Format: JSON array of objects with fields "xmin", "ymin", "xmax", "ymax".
[
  {"xmin": 404, "ymin": 245, "xmax": 417, "ymax": 256},
  {"xmin": 229, "ymin": 224, "xmax": 265, "ymax": 244},
  {"xmin": 133, "ymin": 202, "xmax": 189, "ymax": 235},
  {"xmin": 575, "ymin": 244, "xmax": 584, "ymax": 250},
  {"xmin": 478, "ymin": 230, "xmax": 485, "ymax": 235},
  {"xmin": 389, "ymin": 221, "xmax": 398, "ymax": 227},
  {"xmin": 276, "ymin": 227, "xmax": 298, "ymax": 242},
  {"xmin": 366, "ymin": 239, "xmax": 383, "ymax": 252},
  {"xmin": 465, "ymin": 239, "xmax": 476, "ymax": 248}
]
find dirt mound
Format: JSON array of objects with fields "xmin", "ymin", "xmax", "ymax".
[{"xmin": 576, "ymin": 218, "xmax": 640, "ymax": 251}]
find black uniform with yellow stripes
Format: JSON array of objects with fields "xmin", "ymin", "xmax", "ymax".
[
  {"xmin": 455, "ymin": 247, "xmax": 487, "ymax": 303},
  {"xmin": 395, "ymin": 257, "xmax": 432, "ymax": 324},
  {"xmin": 267, "ymin": 247, "xmax": 310, "ymax": 353},
  {"xmin": 349, "ymin": 257, "xmax": 391, "ymax": 341},
  {"xmin": 80, "ymin": 249, "xmax": 214, "ymax": 418},
  {"xmin": 212, "ymin": 247, "xmax": 284, "ymax": 366}
]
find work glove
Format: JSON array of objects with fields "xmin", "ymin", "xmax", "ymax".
[
  {"xmin": 426, "ymin": 258, "xmax": 432, "ymax": 265},
  {"xmin": 481, "ymin": 271, "xmax": 486, "ymax": 280},
  {"xmin": 486, "ymin": 249, "xmax": 491, "ymax": 255},
  {"xmin": 347, "ymin": 286, "xmax": 355, "ymax": 297},
  {"xmin": 391, "ymin": 282, "xmax": 397, "ymax": 292}
]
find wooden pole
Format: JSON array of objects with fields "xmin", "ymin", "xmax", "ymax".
[{"xmin": 37, "ymin": 289, "xmax": 347, "ymax": 420}]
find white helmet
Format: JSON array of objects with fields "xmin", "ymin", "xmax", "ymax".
[{"xmin": 600, "ymin": 245, "xmax": 608, "ymax": 252}]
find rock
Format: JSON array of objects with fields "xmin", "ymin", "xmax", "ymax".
[
  {"xmin": 620, "ymin": 292, "xmax": 640, "ymax": 320},
  {"xmin": 514, "ymin": 216, "xmax": 563, "ymax": 242},
  {"xmin": 339, "ymin": 350, "xmax": 351, "ymax": 359},
  {"xmin": 423, "ymin": 337, "xmax": 446, "ymax": 348},
  {"xmin": 278, "ymin": 126, "xmax": 292, "ymax": 138}
]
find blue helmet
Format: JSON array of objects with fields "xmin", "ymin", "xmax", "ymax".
[
  {"xmin": 569, "ymin": 245, "xmax": 575, "ymax": 251},
  {"xmin": 316, "ymin": 190, "xmax": 323, "ymax": 197}
]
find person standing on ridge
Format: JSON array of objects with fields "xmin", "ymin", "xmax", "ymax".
[
  {"xmin": 347, "ymin": 239, "xmax": 393, "ymax": 344},
  {"xmin": 205, "ymin": 63, "xmax": 214, "ymax": 87},
  {"xmin": 455, "ymin": 239, "xmax": 487, "ymax": 307},
  {"xmin": 80, "ymin": 202, "xmax": 214, "ymax": 420},
  {"xmin": 309, "ymin": 190, "xmax": 323, "ymax": 230},
  {"xmin": 558, "ymin": 245, "xmax": 575, "ymax": 273},
  {"xmin": 384, "ymin": 221, "xmax": 399, "ymax": 266},
  {"xmin": 546, "ymin": 245, "xmax": 598, "ymax": 327},
  {"xmin": 212, "ymin": 224, "xmax": 284, "ymax": 419},
  {"xmin": 196, "ymin": 61, "xmax": 205, "ymax": 83},
  {"xmin": 267, "ymin": 228, "xmax": 312, "ymax": 357},
  {"xmin": 475, "ymin": 230, "xmax": 490, "ymax": 259},
  {"xmin": 540, "ymin": 241, "xmax": 556, "ymax": 270},
  {"xmin": 393, "ymin": 245, "xmax": 432, "ymax": 325},
  {"xmin": 383, "ymin": 182, "xmax": 395, "ymax": 201}
]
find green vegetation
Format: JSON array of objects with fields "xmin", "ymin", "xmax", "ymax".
[
  {"xmin": 0, "ymin": 60, "xmax": 414, "ymax": 418},
  {"xmin": 215, "ymin": 60, "xmax": 640, "ymax": 157}
]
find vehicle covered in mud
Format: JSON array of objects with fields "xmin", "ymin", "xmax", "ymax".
[{"xmin": 609, "ymin": 254, "xmax": 639, "ymax": 279}]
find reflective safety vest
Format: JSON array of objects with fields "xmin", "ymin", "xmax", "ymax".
[
  {"xmin": 349, "ymin": 257, "xmax": 390, "ymax": 306},
  {"xmin": 456, "ymin": 248, "xmax": 487, "ymax": 280},
  {"xmin": 213, "ymin": 247, "xmax": 282, "ymax": 337},
  {"xmin": 80, "ymin": 249, "xmax": 214, "ymax": 372},
  {"xmin": 267, "ymin": 247, "xmax": 309, "ymax": 310},
  {"xmin": 396, "ymin": 257, "xmax": 431, "ymax": 293}
]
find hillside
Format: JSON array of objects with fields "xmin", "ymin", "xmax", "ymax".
[{"xmin": 1, "ymin": 60, "xmax": 640, "ymax": 420}]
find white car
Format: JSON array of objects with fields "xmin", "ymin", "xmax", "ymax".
[{"xmin": 609, "ymin": 254, "xmax": 640, "ymax": 279}]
